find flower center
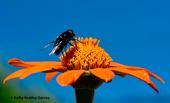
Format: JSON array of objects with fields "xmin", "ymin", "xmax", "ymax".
[{"xmin": 60, "ymin": 37, "xmax": 112, "ymax": 70}]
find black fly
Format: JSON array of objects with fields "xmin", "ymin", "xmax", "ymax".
[{"xmin": 45, "ymin": 29, "xmax": 76, "ymax": 55}]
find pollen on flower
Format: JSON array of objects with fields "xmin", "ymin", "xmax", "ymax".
[{"xmin": 60, "ymin": 37, "xmax": 112, "ymax": 70}]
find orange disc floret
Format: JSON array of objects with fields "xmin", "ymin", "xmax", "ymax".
[
  {"xmin": 4, "ymin": 37, "xmax": 164, "ymax": 93},
  {"xmin": 60, "ymin": 37, "xmax": 112, "ymax": 70}
]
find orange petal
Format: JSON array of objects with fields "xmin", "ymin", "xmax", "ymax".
[
  {"xmin": 8, "ymin": 58, "xmax": 65, "ymax": 71},
  {"xmin": 148, "ymin": 81, "xmax": 159, "ymax": 92},
  {"xmin": 110, "ymin": 62, "xmax": 126, "ymax": 67},
  {"xmin": 127, "ymin": 66, "xmax": 165, "ymax": 83},
  {"xmin": 8, "ymin": 58, "xmax": 33, "ymax": 67},
  {"xmin": 45, "ymin": 72, "xmax": 58, "ymax": 82},
  {"xmin": 7, "ymin": 58, "xmax": 67, "ymax": 79},
  {"xmin": 5, "ymin": 58, "xmax": 67, "ymax": 83},
  {"xmin": 19, "ymin": 65, "xmax": 65, "ymax": 79},
  {"xmin": 90, "ymin": 68, "xmax": 115, "ymax": 82},
  {"xmin": 57, "ymin": 70, "xmax": 85, "ymax": 86},
  {"xmin": 27, "ymin": 61, "xmax": 62, "ymax": 67},
  {"xmin": 26, "ymin": 62, "xmax": 66, "ymax": 72},
  {"xmin": 109, "ymin": 67, "xmax": 163, "ymax": 92},
  {"xmin": 3, "ymin": 69, "xmax": 27, "ymax": 83}
]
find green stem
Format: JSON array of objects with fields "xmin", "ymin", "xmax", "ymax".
[{"xmin": 75, "ymin": 88, "xmax": 94, "ymax": 103}]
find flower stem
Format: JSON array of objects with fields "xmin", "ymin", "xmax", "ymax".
[{"xmin": 75, "ymin": 88, "xmax": 94, "ymax": 103}]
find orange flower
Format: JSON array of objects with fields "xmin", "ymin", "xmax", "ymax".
[{"xmin": 3, "ymin": 37, "xmax": 164, "ymax": 92}]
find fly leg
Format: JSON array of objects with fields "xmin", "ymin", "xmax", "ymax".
[
  {"xmin": 69, "ymin": 38, "xmax": 80, "ymax": 50},
  {"xmin": 68, "ymin": 41, "xmax": 79, "ymax": 51},
  {"xmin": 71, "ymin": 38, "xmax": 81, "ymax": 43},
  {"xmin": 63, "ymin": 43, "xmax": 68, "ymax": 59}
]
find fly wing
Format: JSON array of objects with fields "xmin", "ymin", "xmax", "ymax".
[
  {"xmin": 49, "ymin": 41, "xmax": 62, "ymax": 55},
  {"xmin": 44, "ymin": 35, "xmax": 61, "ymax": 48},
  {"xmin": 54, "ymin": 35, "xmax": 64, "ymax": 46},
  {"xmin": 44, "ymin": 41, "xmax": 55, "ymax": 48}
]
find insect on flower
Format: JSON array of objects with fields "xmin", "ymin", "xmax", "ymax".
[
  {"xmin": 44, "ymin": 29, "xmax": 77, "ymax": 55},
  {"xmin": 3, "ymin": 37, "xmax": 165, "ymax": 103},
  {"xmin": 3, "ymin": 37, "xmax": 164, "ymax": 93}
]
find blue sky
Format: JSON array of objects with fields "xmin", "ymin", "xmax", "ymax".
[{"xmin": 0, "ymin": 0, "xmax": 170, "ymax": 103}]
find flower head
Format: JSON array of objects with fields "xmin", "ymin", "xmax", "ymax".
[
  {"xmin": 3, "ymin": 37, "xmax": 164, "ymax": 92},
  {"xmin": 60, "ymin": 38, "xmax": 111, "ymax": 70}
]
